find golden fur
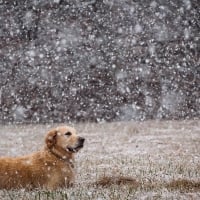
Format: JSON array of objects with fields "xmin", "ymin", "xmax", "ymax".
[{"xmin": 0, "ymin": 126, "xmax": 85, "ymax": 190}]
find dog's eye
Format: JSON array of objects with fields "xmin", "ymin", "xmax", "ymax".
[{"xmin": 65, "ymin": 132, "xmax": 72, "ymax": 136}]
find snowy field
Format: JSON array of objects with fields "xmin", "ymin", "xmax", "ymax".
[{"xmin": 0, "ymin": 120, "xmax": 199, "ymax": 199}]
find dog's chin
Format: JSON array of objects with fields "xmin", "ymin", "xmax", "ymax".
[{"xmin": 66, "ymin": 145, "xmax": 83, "ymax": 153}]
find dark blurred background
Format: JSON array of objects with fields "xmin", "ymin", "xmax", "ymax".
[{"xmin": 0, "ymin": 0, "xmax": 199, "ymax": 124}]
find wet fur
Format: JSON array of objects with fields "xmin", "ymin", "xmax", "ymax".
[{"xmin": 0, "ymin": 126, "xmax": 84, "ymax": 190}]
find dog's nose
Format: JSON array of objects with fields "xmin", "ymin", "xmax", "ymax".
[{"xmin": 79, "ymin": 137, "xmax": 85, "ymax": 144}]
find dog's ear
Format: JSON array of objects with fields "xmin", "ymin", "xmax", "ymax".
[{"xmin": 45, "ymin": 129, "xmax": 57, "ymax": 149}]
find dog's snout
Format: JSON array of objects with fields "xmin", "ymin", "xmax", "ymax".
[{"xmin": 79, "ymin": 137, "xmax": 85, "ymax": 144}]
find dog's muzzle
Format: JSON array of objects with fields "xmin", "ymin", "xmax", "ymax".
[{"xmin": 67, "ymin": 137, "xmax": 85, "ymax": 153}]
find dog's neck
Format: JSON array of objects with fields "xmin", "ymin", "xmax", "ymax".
[{"xmin": 44, "ymin": 146, "xmax": 75, "ymax": 168}]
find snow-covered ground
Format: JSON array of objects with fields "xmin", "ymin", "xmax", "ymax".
[{"xmin": 0, "ymin": 120, "xmax": 199, "ymax": 199}]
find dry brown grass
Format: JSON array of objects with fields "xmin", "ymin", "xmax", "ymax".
[
  {"xmin": 94, "ymin": 175, "xmax": 139, "ymax": 187},
  {"xmin": 165, "ymin": 179, "xmax": 200, "ymax": 192},
  {"xmin": 93, "ymin": 175, "xmax": 200, "ymax": 193}
]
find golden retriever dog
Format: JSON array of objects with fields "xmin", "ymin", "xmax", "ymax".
[{"xmin": 0, "ymin": 125, "xmax": 85, "ymax": 190}]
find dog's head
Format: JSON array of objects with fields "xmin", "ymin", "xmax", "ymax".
[{"xmin": 45, "ymin": 126, "xmax": 85, "ymax": 157}]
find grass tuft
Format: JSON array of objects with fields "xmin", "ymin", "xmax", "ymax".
[
  {"xmin": 93, "ymin": 175, "xmax": 139, "ymax": 188},
  {"xmin": 165, "ymin": 179, "xmax": 200, "ymax": 192}
]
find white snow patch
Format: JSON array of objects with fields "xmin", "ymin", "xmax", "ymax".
[
  {"xmin": 134, "ymin": 24, "xmax": 143, "ymax": 33},
  {"xmin": 150, "ymin": 1, "xmax": 157, "ymax": 8},
  {"xmin": 183, "ymin": 0, "xmax": 191, "ymax": 10},
  {"xmin": 184, "ymin": 28, "xmax": 190, "ymax": 40},
  {"xmin": 13, "ymin": 105, "xmax": 27, "ymax": 120}
]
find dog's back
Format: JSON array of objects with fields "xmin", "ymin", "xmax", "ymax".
[{"xmin": 0, "ymin": 152, "xmax": 47, "ymax": 189}]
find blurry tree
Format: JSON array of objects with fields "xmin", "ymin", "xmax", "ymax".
[{"xmin": 0, "ymin": 0, "xmax": 199, "ymax": 123}]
